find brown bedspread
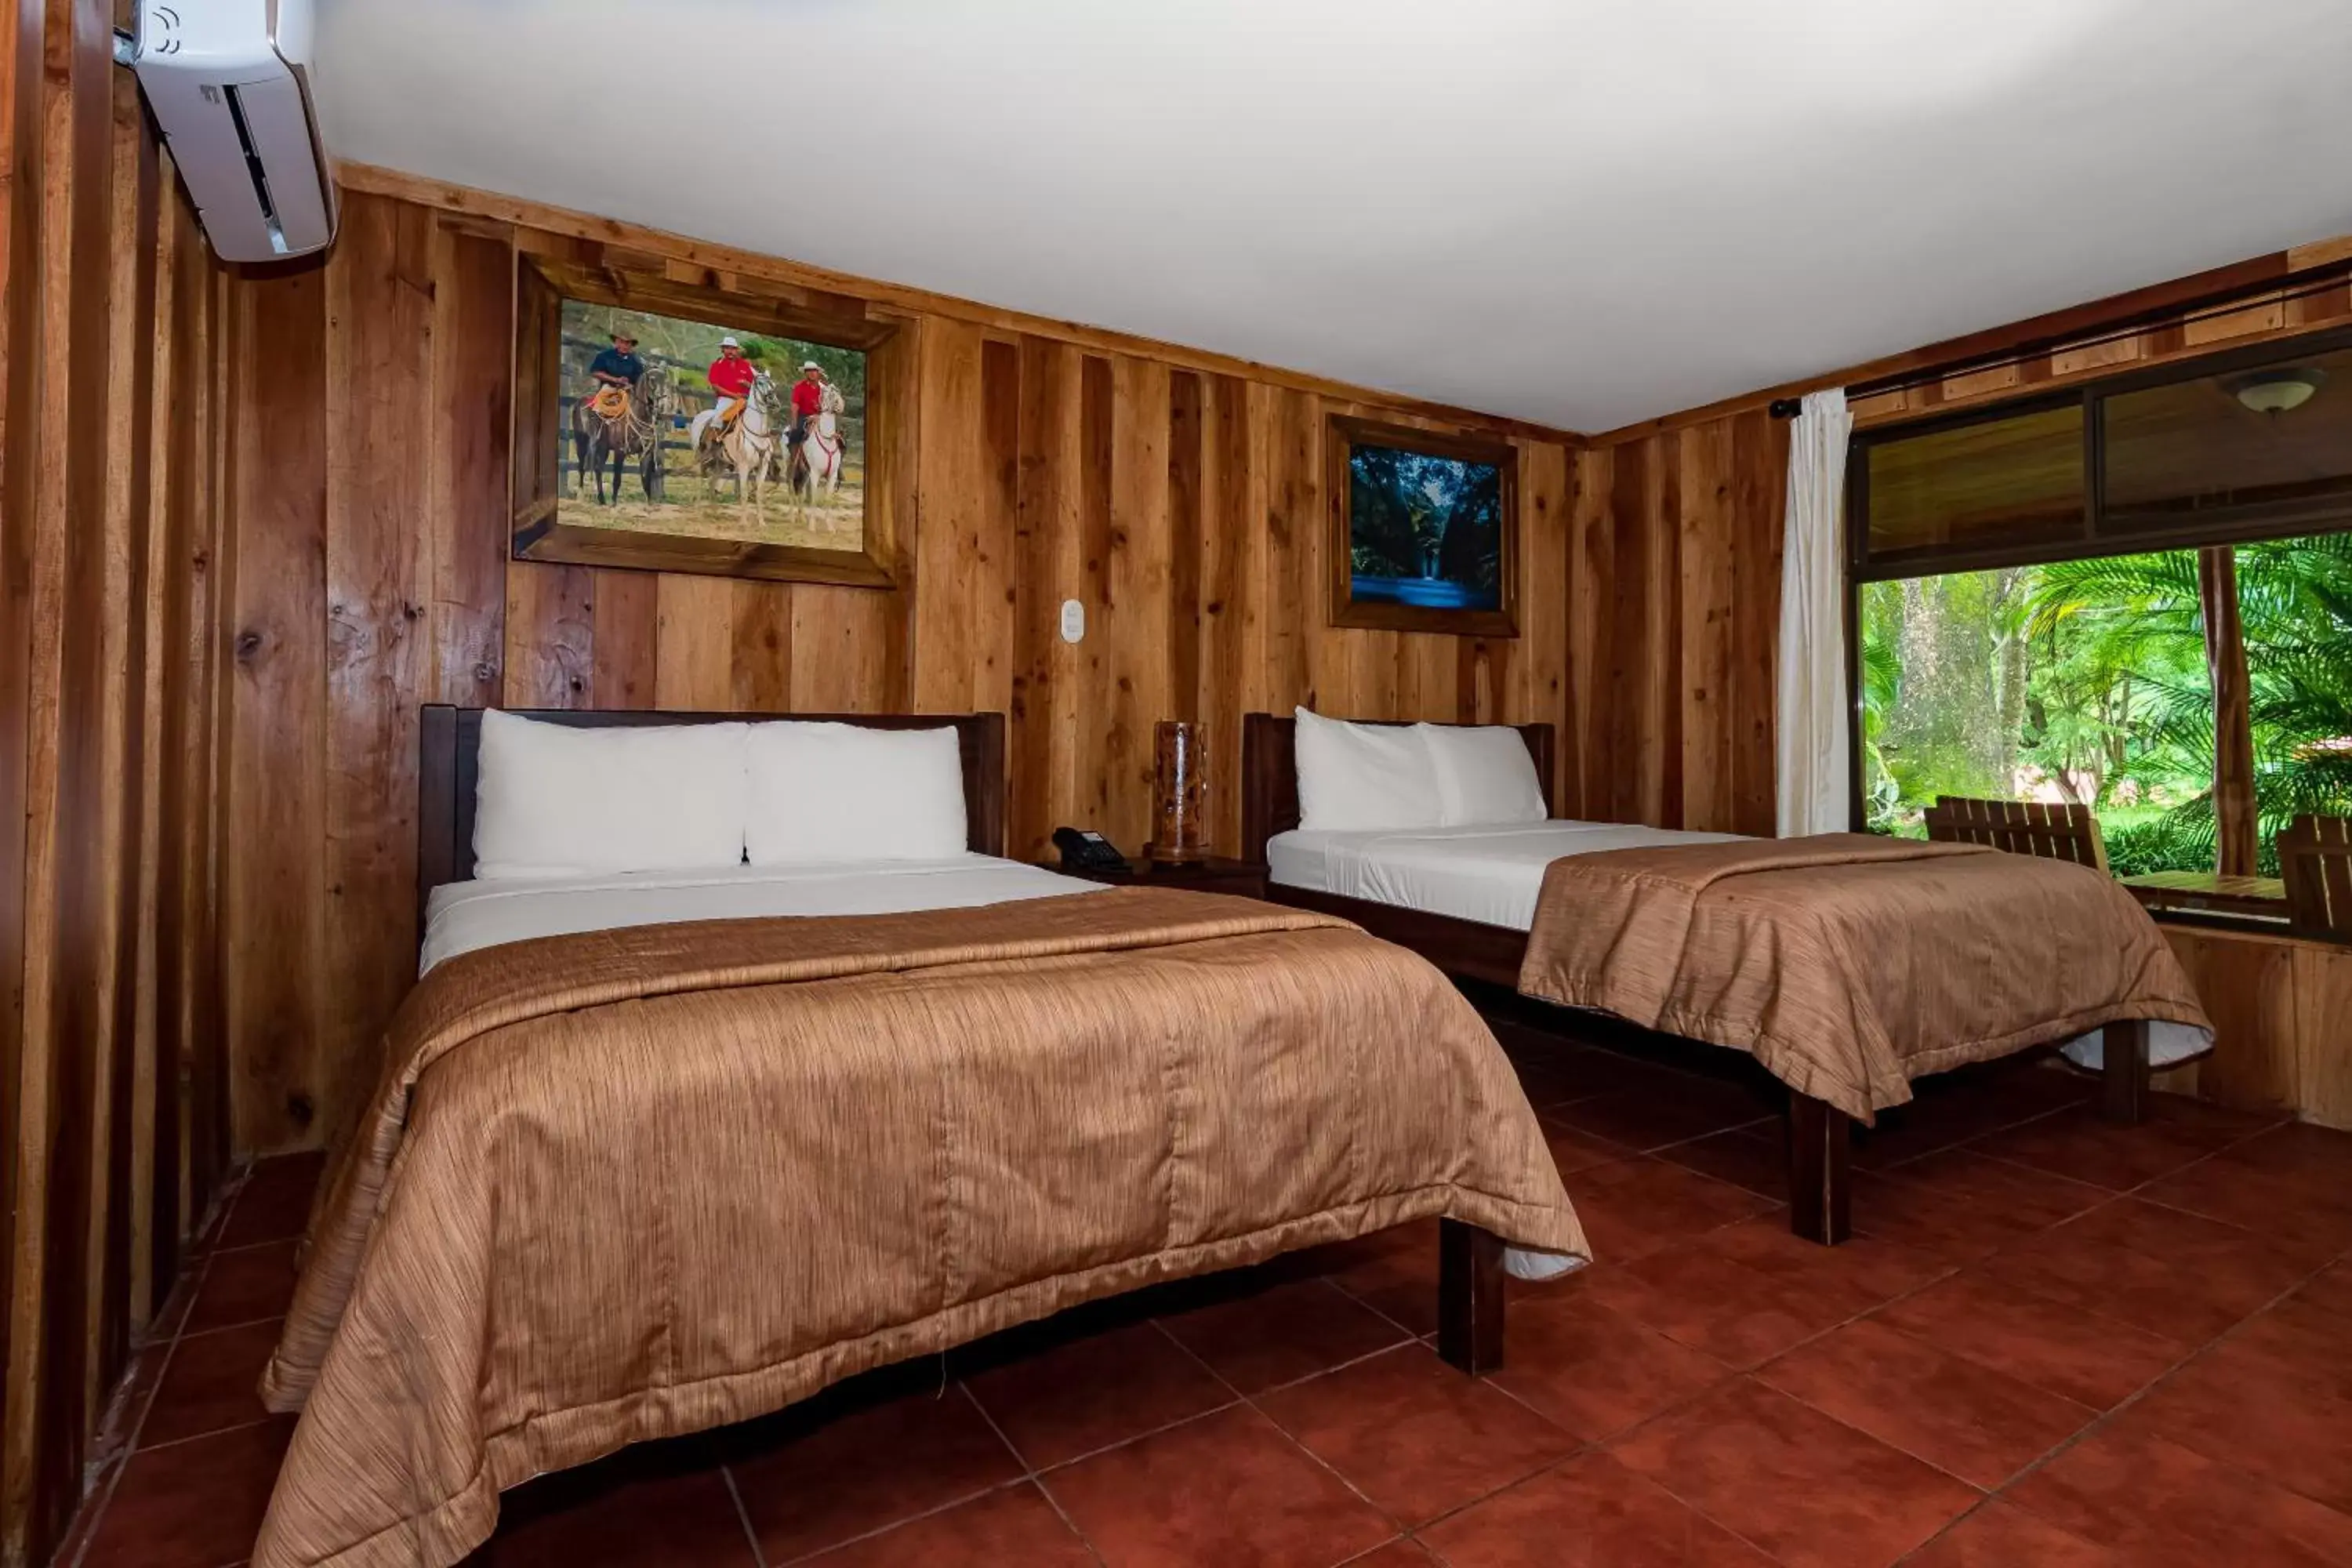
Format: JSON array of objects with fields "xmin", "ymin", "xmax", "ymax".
[
  {"xmin": 255, "ymin": 887, "xmax": 1582, "ymax": 1568},
  {"xmin": 1517, "ymin": 834, "xmax": 2210, "ymax": 1121}
]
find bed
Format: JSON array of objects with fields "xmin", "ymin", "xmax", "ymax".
[
  {"xmin": 252, "ymin": 706, "xmax": 1584, "ymax": 1568},
  {"xmin": 1242, "ymin": 711, "xmax": 2214, "ymax": 1246}
]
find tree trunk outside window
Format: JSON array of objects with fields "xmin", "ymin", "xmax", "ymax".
[{"xmin": 2197, "ymin": 545, "xmax": 2260, "ymax": 877}]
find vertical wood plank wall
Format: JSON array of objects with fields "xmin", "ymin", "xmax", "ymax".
[
  {"xmin": 220, "ymin": 183, "xmax": 1773, "ymax": 1157},
  {"xmin": 1568, "ymin": 411, "xmax": 1789, "ymax": 833},
  {"xmin": 0, "ymin": 5, "xmax": 236, "ymax": 1561},
  {"xmin": 200, "ymin": 183, "xmax": 2350, "ymax": 1166}
]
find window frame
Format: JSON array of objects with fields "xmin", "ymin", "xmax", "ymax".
[
  {"xmin": 1841, "ymin": 321, "xmax": 2352, "ymax": 831},
  {"xmin": 1849, "ymin": 321, "xmax": 2352, "ymax": 584}
]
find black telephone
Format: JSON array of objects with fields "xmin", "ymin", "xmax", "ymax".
[{"xmin": 1052, "ymin": 826, "xmax": 1131, "ymax": 873}]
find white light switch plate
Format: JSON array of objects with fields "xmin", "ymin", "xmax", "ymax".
[{"xmin": 1059, "ymin": 599, "xmax": 1085, "ymax": 643}]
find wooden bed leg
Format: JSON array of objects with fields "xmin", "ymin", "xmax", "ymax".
[
  {"xmin": 1787, "ymin": 1094, "xmax": 1852, "ymax": 1246},
  {"xmin": 2102, "ymin": 1018, "xmax": 2149, "ymax": 1126},
  {"xmin": 1436, "ymin": 1219, "xmax": 1505, "ymax": 1375}
]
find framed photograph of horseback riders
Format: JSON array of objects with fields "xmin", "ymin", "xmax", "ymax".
[
  {"xmin": 1325, "ymin": 416, "xmax": 1519, "ymax": 637},
  {"xmin": 510, "ymin": 253, "xmax": 904, "ymax": 588}
]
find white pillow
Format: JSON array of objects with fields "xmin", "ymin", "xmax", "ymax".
[
  {"xmin": 1292, "ymin": 707, "xmax": 1443, "ymax": 832},
  {"xmin": 473, "ymin": 712, "xmax": 750, "ymax": 880},
  {"xmin": 746, "ymin": 722, "xmax": 967, "ymax": 864},
  {"xmin": 1417, "ymin": 724, "xmax": 1548, "ymax": 826}
]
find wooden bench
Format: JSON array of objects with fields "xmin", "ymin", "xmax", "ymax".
[
  {"xmin": 2281, "ymin": 814, "xmax": 2352, "ymax": 944},
  {"xmin": 1923, "ymin": 795, "xmax": 2108, "ymax": 872}
]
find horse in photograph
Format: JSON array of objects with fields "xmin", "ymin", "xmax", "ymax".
[
  {"xmin": 790, "ymin": 378, "xmax": 849, "ymax": 528},
  {"xmin": 571, "ymin": 368, "xmax": 673, "ymax": 504},
  {"xmin": 692, "ymin": 369, "xmax": 786, "ymax": 514}
]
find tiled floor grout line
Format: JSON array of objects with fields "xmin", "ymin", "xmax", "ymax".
[
  {"xmin": 151, "ymin": 1312, "xmax": 285, "ymax": 1343},
  {"xmin": 746, "ymin": 1181, "xmax": 2352, "ymax": 1568},
  {"xmin": 1144, "ymin": 1305, "xmax": 1443, "ymax": 1553},
  {"xmin": 1251, "ymin": 1158, "xmax": 1920, "ymax": 1568},
  {"xmin": 765, "ymin": 1475, "xmax": 1030, "ymax": 1567},
  {"xmin": 174, "ymin": 1315, "xmax": 286, "ymax": 1344},
  {"xmin": 64, "ymin": 1163, "xmax": 249, "ymax": 1568},
  {"xmin": 953, "ymin": 1382, "xmax": 1111, "ymax": 1567},
  {"xmin": 1015, "ymin": 1393, "xmax": 1248, "ymax": 1479},
  {"xmin": 1232, "ymin": 1383, "xmax": 1422, "ymax": 1543},
  {"xmin": 1826, "ymin": 1108, "xmax": 2347, "ymax": 1564},
  {"xmin": 1409, "ymin": 1360, "xmax": 1794, "ymax": 1563},
  {"xmin": 1308, "ymin": 1250, "xmax": 1459, "ymax": 1345},
  {"xmin": 715, "ymin": 1460, "xmax": 769, "ymax": 1568},
  {"xmin": 59, "ymin": 1406, "xmax": 143, "ymax": 1568},
  {"xmin": 1425, "ymin": 1091, "xmax": 2309, "ymax": 1566},
  {"xmin": 1961, "ymin": 1232, "xmax": 2352, "ymax": 1527},
  {"xmin": 874, "ymin": 1297, "xmax": 1539, "ymax": 1560}
]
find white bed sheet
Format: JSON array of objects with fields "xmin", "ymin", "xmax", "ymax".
[
  {"xmin": 421, "ymin": 855, "xmax": 1098, "ymax": 975},
  {"xmin": 1269, "ymin": 819, "xmax": 1742, "ymax": 932}
]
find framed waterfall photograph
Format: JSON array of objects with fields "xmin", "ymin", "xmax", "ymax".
[
  {"xmin": 1326, "ymin": 416, "xmax": 1518, "ymax": 637},
  {"xmin": 510, "ymin": 255, "xmax": 902, "ymax": 587}
]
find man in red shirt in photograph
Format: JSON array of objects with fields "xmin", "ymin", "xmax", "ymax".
[
  {"xmin": 788, "ymin": 361, "xmax": 827, "ymax": 453},
  {"xmin": 698, "ymin": 336, "xmax": 759, "ymax": 456}
]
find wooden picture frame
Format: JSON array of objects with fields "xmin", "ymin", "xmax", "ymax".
[
  {"xmin": 1326, "ymin": 415, "xmax": 1519, "ymax": 637},
  {"xmin": 511, "ymin": 253, "xmax": 906, "ymax": 588}
]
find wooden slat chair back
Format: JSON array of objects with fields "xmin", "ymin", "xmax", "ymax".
[
  {"xmin": 1922, "ymin": 796, "xmax": 2110, "ymax": 873},
  {"xmin": 2279, "ymin": 814, "xmax": 2352, "ymax": 942}
]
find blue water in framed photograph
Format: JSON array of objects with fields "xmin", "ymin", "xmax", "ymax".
[
  {"xmin": 1345, "ymin": 443, "xmax": 1504, "ymax": 612},
  {"xmin": 1349, "ymin": 572, "xmax": 1492, "ymax": 609}
]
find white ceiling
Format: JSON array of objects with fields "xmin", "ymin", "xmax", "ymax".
[{"xmin": 313, "ymin": 0, "xmax": 2352, "ymax": 433}]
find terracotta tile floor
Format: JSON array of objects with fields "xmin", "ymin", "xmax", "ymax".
[{"xmin": 56, "ymin": 1019, "xmax": 2352, "ymax": 1568}]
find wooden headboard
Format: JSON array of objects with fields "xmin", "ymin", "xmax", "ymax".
[
  {"xmin": 1240, "ymin": 713, "xmax": 1555, "ymax": 855},
  {"xmin": 416, "ymin": 706, "xmax": 1009, "ymax": 910}
]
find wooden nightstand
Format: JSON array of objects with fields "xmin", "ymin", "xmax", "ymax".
[{"xmin": 1048, "ymin": 855, "xmax": 1268, "ymax": 900}]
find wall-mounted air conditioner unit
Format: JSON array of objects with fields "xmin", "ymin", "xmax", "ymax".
[{"xmin": 125, "ymin": 0, "xmax": 338, "ymax": 263}]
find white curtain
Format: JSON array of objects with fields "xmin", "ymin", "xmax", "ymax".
[{"xmin": 1776, "ymin": 388, "xmax": 1855, "ymax": 837}]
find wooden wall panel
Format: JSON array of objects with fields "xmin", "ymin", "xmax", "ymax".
[
  {"xmin": 1010, "ymin": 336, "xmax": 1083, "ymax": 861},
  {"xmin": 223, "ymin": 266, "xmax": 330, "ymax": 1149},
  {"xmin": 1563, "ymin": 445, "xmax": 1614, "ymax": 819},
  {"xmin": 1572, "ymin": 411, "xmax": 1787, "ymax": 835},
  {"xmin": 321, "ymin": 193, "xmax": 434, "ymax": 1155},
  {"xmin": 1727, "ymin": 410, "xmax": 1786, "ymax": 837},
  {"xmin": 424, "ymin": 224, "xmax": 511, "ymax": 709},
  {"xmin": 586, "ymin": 569, "xmax": 656, "ymax": 710},
  {"xmin": 2296, "ymin": 945, "xmax": 2352, "ymax": 1131},
  {"xmin": 0, "ymin": 10, "xmax": 234, "ymax": 1557},
  {"xmin": 909, "ymin": 317, "xmax": 985, "ymax": 713},
  {"xmin": 1513, "ymin": 440, "xmax": 1572, "ymax": 788},
  {"xmin": 2164, "ymin": 927, "xmax": 2302, "ymax": 1114},
  {"xmin": 13, "ymin": 2, "xmax": 122, "ymax": 1533},
  {"xmin": 88, "ymin": 74, "xmax": 159, "ymax": 1430},
  {"xmin": 213, "ymin": 185, "xmax": 1595, "ymax": 1149},
  {"xmin": 2156, "ymin": 927, "xmax": 2352, "ymax": 1131},
  {"xmin": 1677, "ymin": 419, "xmax": 1736, "ymax": 833}
]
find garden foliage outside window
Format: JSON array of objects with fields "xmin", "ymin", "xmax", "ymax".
[
  {"xmin": 1859, "ymin": 534, "xmax": 2352, "ymax": 873},
  {"xmin": 1850, "ymin": 330, "xmax": 2352, "ymax": 877}
]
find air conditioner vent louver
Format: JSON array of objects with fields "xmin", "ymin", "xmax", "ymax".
[{"xmin": 128, "ymin": 0, "xmax": 336, "ymax": 263}]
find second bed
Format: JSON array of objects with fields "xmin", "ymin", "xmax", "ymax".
[{"xmin": 1243, "ymin": 710, "xmax": 2215, "ymax": 1245}]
